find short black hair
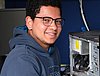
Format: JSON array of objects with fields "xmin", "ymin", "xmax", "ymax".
[{"xmin": 26, "ymin": 0, "xmax": 62, "ymax": 20}]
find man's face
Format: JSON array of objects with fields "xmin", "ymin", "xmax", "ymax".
[{"xmin": 27, "ymin": 6, "xmax": 62, "ymax": 49}]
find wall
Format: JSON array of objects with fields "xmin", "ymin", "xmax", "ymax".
[{"xmin": 0, "ymin": 9, "xmax": 26, "ymax": 55}]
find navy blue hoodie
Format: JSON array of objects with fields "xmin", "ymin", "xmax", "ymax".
[{"xmin": 0, "ymin": 25, "xmax": 61, "ymax": 76}]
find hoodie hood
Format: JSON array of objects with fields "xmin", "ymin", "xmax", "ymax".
[{"xmin": 9, "ymin": 25, "xmax": 55, "ymax": 55}]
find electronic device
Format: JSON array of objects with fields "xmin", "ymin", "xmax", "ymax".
[{"xmin": 69, "ymin": 30, "xmax": 100, "ymax": 76}]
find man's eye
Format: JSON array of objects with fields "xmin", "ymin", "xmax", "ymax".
[
  {"xmin": 56, "ymin": 20, "xmax": 61, "ymax": 23},
  {"xmin": 44, "ymin": 18, "xmax": 51, "ymax": 22}
]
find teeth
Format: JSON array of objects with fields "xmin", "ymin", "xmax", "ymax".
[
  {"xmin": 46, "ymin": 32, "xmax": 56, "ymax": 38},
  {"xmin": 48, "ymin": 32, "xmax": 56, "ymax": 36},
  {"xmin": 48, "ymin": 33, "xmax": 55, "ymax": 36}
]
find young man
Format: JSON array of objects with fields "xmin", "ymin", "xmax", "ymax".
[{"xmin": 1, "ymin": 0, "xmax": 64, "ymax": 76}]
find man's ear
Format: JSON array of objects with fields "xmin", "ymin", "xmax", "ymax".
[{"xmin": 25, "ymin": 16, "xmax": 33, "ymax": 30}]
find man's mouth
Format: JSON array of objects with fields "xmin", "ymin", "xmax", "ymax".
[{"xmin": 46, "ymin": 32, "xmax": 57, "ymax": 38}]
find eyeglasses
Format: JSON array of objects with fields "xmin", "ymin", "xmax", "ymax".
[{"xmin": 35, "ymin": 17, "xmax": 64, "ymax": 27}]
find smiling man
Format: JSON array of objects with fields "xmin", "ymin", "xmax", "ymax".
[{"xmin": 1, "ymin": 0, "xmax": 64, "ymax": 76}]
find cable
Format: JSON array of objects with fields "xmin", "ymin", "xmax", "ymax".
[{"xmin": 79, "ymin": 0, "xmax": 90, "ymax": 31}]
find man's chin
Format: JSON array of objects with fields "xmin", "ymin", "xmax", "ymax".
[{"xmin": 47, "ymin": 41, "xmax": 55, "ymax": 45}]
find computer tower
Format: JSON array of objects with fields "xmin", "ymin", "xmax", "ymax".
[{"xmin": 69, "ymin": 31, "xmax": 100, "ymax": 76}]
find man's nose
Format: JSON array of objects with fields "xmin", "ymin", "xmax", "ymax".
[{"xmin": 50, "ymin": 20, "xmax": 57, "ymax": 30}]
